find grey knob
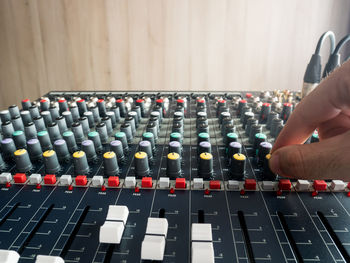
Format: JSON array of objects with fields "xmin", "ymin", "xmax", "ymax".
[
  {"xmin": 12, "ymin": 130, "xmax": 26, "ymax": 149},
  {"xmin": 54, "ymin": 139, "xmax": 71, "ymax": 162},
  {"xmin": 103, "ymin": 151, "xmax": 119, "ymax": 176},
  {"xmin": 48, "ymin": 122, "xmax": 62, "ymax": 142},
  {"xmin": 14, "ymin": 149, "xmax": 32, "ymax": 173},
  {"xmin": 33, "ymin": 116, "xmax": 46, "ymax": 132},
  {"xmin": 43, "ymin": 150, "xmax": 61, "ymax": 174},
  {"xmin": 2, "ymin": 121, "xmax": 14, "ymax": 138},
  {"xmin": 62, "ymin": 111, "xmax": 73, "ymax": 128},
  {"xmin": 63, "ymin": 131, "xmax": 78, "ymax": 153},
  {"xmin": 12, "ymin": 115, "xmax": 24, "ymax": 131},
  {"xmin": 81, "ymin": 140, "xmax": 97, "ymax": 162},
  {"xmin": 71, "ymin": 122, "xmax": 85, "ymax": 144},
  {"xmin": 134, "ymin": 151, "xmax": 150, "ymax": 177},
  {"xmin": 37, "ymin": 130, "xmax": 53, "ymax": 151},
  {"xmin": 96, "ymin": 122, "xmax": 109, "ymax": 144},
  {"xmin": 1, "ymin": 138, "xmax": 16, "ymax": 159},
  {"xmin": 87, "ymin": 131, "xmax": 103, "ymax": 153},
  {"xmin": 73, "ymin": 151, "xmax": 89, "ymax": 175},
  {"xmin": 27, "ymin": 138, "xmax": 43, "ymax": 161},
  {"xmin": 167, "ymin": 152, "xmax": 181, "ymax": 178},
  {"xmin": 110, "ymin": 140, "xmax": 125, "ymax": 163}
]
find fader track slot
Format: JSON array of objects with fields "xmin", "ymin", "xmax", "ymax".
[
  {"xmin": 317, "ymin": 211, "xmax": 350, "ymax": 262},
  {"xmin": 277, "ymin": 211, "xmax": 304, "ymax": 263},
  {"xmin": 237, "ymin": 210, "xmax": 255, "ymax": 263},
  {"xmin": 17, "ymin": 204, "xmax": 54, "ymax": 254},
  {"xmin": 103, "ymin": 244, "xmax": 116, "ymax": 263},
  {"xmin": 0, "ymin": 202, "xmax": 20, "ymax": 227},
  {"xmin": 60, "ymin": 206, "xmax": 90, "ymax": 258}
]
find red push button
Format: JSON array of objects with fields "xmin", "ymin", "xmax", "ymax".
[
  {"xmin": 75, "ymin": 175, "xmax": 87, "ymax": 186},
  {"xmin": 209, "ymin": 180, "xmax": 221, "ymax": 189},
  {"xmin": 141, "ymin": 177, "xmax": 153, "ymax": 188},
  {"xmin": 246, "ymin": 93, "xmax": 252, "ymax": 98},
  {"xmin": 244, "ymin": 179, "xmax": 256, "ymax": 190},
  {"xmin": 116, "ymin": 99, "xmax": 124, "ymax": 103},
  {"xmin": 14, "ymin": 173, "xmax": 27, "ymax": 183},
  {"xmin": 22, "ymin": 99, "xmax": 29, "ymax": 103},
  {"xmin": 240, "ymin": 99, "xmax": 247, "ymax": 104},
  {"xmin": 108, "ymin": 176, "xmax": 120, "ymax": 187},
  {"xmin": 279, "ymin": 179, "xmax": 291, "ymax": 190},
  {"xmin": 217, "ymin": 99, "xmax": 226, "ymax": 104},
  {"xmin": 58, "ymin": 99, "xmax": 66, "ymax": 103},
  {"xmin": 97, "ymin": 99, "xmax": 104, "ymax": 103},
  {"xmin": 77, "ymin": 99, "xmax": 85, "ymax": 103},
  {"xmin": 136, "ymin": 99, "xmax": 144, "ymax": 103},
  {"xmin": 313, "ymin": 180, "xmax": 327, "ymax": 191},
  {"xmin": 175, "ymin": 178, "xmax": 186, "ymax": 188},
  {"xmin": 197, "ymin": 99, "xmax": 205, "ymax": 103},
  {"xmin": 44, "ymin": 174, "xmax": 56, "ymax": 185},
  {"xmin": 156, "ymin": 99, "xmax": 163, "ymax": 104}
]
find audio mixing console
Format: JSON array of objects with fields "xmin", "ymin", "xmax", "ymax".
[{"xmin": 0, "ymin": 91, "xmax": 350, "ymax": 263}]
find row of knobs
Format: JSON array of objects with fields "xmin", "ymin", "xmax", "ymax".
[{"xmin": 216, "ymin": 98, "xmax": 278, "ymax": 180}]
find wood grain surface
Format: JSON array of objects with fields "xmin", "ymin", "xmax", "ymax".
[{"xmin": 0, "ymin": 0, "xmax": 349, "ymax": 108}]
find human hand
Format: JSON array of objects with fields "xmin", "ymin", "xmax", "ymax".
[{"xmin": 269, "ymin": 60, "xmax": 350, "ymax": 179}]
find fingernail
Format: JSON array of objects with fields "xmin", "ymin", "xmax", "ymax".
[{"xmin": 269, "ymin": 154, "xmax": 281, "ymax": 175}]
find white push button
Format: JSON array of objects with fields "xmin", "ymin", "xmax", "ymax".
[
  {"xmin": 99, "ymin": 221, "xmax": 125, "ymax": 244},
  {"xmin": 29, "ymin": 174, "xmax": 42, "ymax": 184},
  {"xmin": 296, "ymin": 180, "xmax": 310, "ymax": 191},
  {"xmin": 228, "ymin": 180, "xmax": 239, "ymax": 190},
  {"xmin": 191, "ymin": 223, "xmax": 212, "ymax": 241},
  {"xmin": 35, "ymin": 255, "xmax": 65, "ymax": 263},
  {"xmin": 193, "ymin": 178, "xmax": 204, "ymax": 189},
  {"xmin": 262, "ymin": 181, "xmax": 275, "ymax": 190},
  {"xmin": 91, "ymin": 176, "xmax": 104, "ymax": 187},
  {"xmin": 124, "ymin": 176, "xmax": 136, "ymax": 188},
  {"xmin": 330, "ymin": 180, "xmax": 346, "ymax": 191},
  {"xmin": 106, "ymin": 205, "xmax": 129, "ymax": 224},
  {"xmin": 0, "ymin": 249, "xmax": 20, "ymax": 263},
  {"xmin": 159, "ymin": 177, "xmax": 170, "ymax": 188},
  {"xmin": 59, "ymin": 175, "xmax": 72, "ymax": 186},
  {"xmin": 0, "ymin": 173, "xmax": 12, "ymax": 184},
  {"xmin": 141, "ymin": 235, "xmax": 166, "ymax": 261},
  {"xmin": 192, "ymin": 242, "xmax": 215, "ymax": 263}
]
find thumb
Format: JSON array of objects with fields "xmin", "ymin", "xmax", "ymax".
[{"xmin": 269, "ymin": 131, "xmax": 350, "ymax": 180}]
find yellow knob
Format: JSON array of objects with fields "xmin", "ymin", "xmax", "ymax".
[
  {"xmin": 233, "ymin": 153, "xmax": 246, "ymax": 161},
  {"xmin": 135, "ymin": 151, "xmax": 147, "ymax": 159},
  {"xmin": 103, "ymin": 151, "xmax": 115, "ymax": 159},
  {"xmin": 199, "ymin": 152, "xmax": 212, "ymax": 160},
  {"xmin": 14, "ymin": 149, "xmax": 27, "ymax": 156},
  {"xmin": 167, "ymin": 152, "xmax": 180, "ymax": 160},
  {"xmin": 73, "ymin": 151, "xmax": 85, "ymax": 158},
  {"xmin": 266, "ymin": 153, "xmax": 271, "ymax": 160},
  {"xmin": 43, "ymin": 150, "xmax": 56, "ymax": 158}
]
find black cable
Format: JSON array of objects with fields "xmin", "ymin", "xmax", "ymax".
[
  {"xmin": 302, "ymin": 31, "xmax": 336, "ymax": 98},
  {"xmin": 333, "ymin": 34, "xmax": 350, "ymax": 54},
  {"xmin": 315, "ymin": 31, "xmax": 336, "ymax": 55},
  {"xmin": 322, "ymin": 34, "xmax": 350, "ymax": 77}
]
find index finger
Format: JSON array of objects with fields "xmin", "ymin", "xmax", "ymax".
[{"xmin": 272, "ymin": 60, "xmax": 350, "ymax": 152}]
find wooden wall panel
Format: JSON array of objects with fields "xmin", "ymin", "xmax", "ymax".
[{"xmin": 0, "ymin": 0, "xmax": 350, "ymax": 108}]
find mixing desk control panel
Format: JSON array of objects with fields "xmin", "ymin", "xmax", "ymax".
[{"xmin": 0, "ymin": 91, "xmax": 349, "ymax": 263}]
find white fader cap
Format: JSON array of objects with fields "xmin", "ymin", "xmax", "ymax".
[
  {"xmin": 99, "ymin": 205, "xmax": 129, "ymax": 244},
  {"xmin": 0, "ymin": 250, "xmax": 20, "ymax": 263},
  {"xmin": 35, "ymin": 255, "xmax": 65, "ymax": 263}
]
